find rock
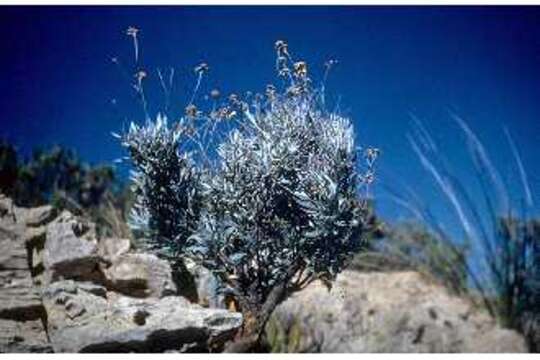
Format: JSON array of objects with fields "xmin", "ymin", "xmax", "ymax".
[
  {"xmin": 21, "ymin": 205, "xmax": 57, "ymax": 228},
  {"xmin": 0, "ymin": 196, "xmax": 15, "ymax": 221},
  {"xmin": 98, "ymin": 237, "xmax": 131, "ymax": 264},
  {"xmin": 0, "ymin": 228, "xmax": 29, "ymax": 271},
  {"xmin": 3, "ymin": 196, "xmax": 527, "ymax": 353},
  {"xmin": 42, "ymin": 280, "xmax": 243, "ymax": 352},
  {"xmin": 1, "ymin": 198, "xmax": 246, "ymax": 353},
  {"xmin": 0, "ymin": 319, "xmax": 53, "ymax": 353},
  {"xmin": 0, "ymin": 203, "xmax": 44, "ymax": 321},
  {"xmin": 269, "ymin": 271, "xmax": 527, "ymax": 353},
  {"xmin": 0, "ymin": 270, "xmax": 44, "ymax": 321},
  {"xmin": 0, "ymin": 196, "xmax": 56, "ymax": 230},
  {"xmin": 0, "ymin": 198, "xmax": 51, "ymax": 352},
  {"xmin": 43, "ymin": 212, "xmax": 101, "ymax": 283},
  {"xmin": 23, "ymin": 226, "xmax": 47, "ymax": 251},
  {"xmin": 103, "ymin": 253, "xmax": 177, "ymax": 298},
  {"xmin": 41, "ymin": 281, "xmax": 109, "ymax": 339}
]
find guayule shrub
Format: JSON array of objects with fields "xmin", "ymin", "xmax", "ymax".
[
  {"xmin": 190, "ymin": 94, "xmax": 364, "ymax": 289},
  {"xmin": 120, "ymin": 114, "xmax": 202, "ymax": 259},
  {"xmin": 118, "ymin": 36, "xmax": 376, "ymax": 351},
  {"xmin": 186, "ymin": 43, "xmax": 375, "ymax": 351}
]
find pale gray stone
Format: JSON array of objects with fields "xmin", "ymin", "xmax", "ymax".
[
  {"xmin": 103, "ymin": 253, "xmax": 176, "ymax": 298},
  {"xmin": 0, "ymin": 197, "xmax": 50, "ymax": 353},
  {"xmin": 42, "ymin": 280, "xmax": 242, "ymax": 353},
  {"xmin": 43, "ymin": 212, "xmax": 100, "ymax": 282},
  {"xmin": 0, "ymin": 201, "xmax": 44, "ymax": 321},
  {"xmin": 270, "ymin": 271, "xmax": 527, "ymax": 353},
  {"xmin": 0, "ymin": 319, "xmax": 52, "ymax": 353},
  {"xmin": 98, "ymin": 237, "xmax": 131, "ymax": 264}
]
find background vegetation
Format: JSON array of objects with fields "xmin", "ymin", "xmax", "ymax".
[{"xmin": 0, "ymin": 140, "xmax": 132, "ymax": 238}]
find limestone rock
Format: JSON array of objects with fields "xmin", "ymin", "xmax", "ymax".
[
  {"xmin": 98, "ymin": 237, "xmax": 131, "ymax": 264},
  {"xmin": 1, "ymin": 197, "xmax": 244, "ymax": 353},
  {"xmin": 3, "ymin": 195, "xmax": 526, "ymax": 353},
  {"xmin": 103, "ymin": 253, "xmax": 177, "ymax": 298},
  {"xmin": 269, "ymin": 271, "xmax": 527, "ymax": 353},
  {"xmin": 20, "ymin": 205, "xmax": 57, "ymax": 228},
  {"xmin": 0, "ymin": 228, "xmax": 29, "ymax": 271},
  {"xmin": 0, "ymin": 270, "xmax": 44, "ymax": 321},
  {"xmin": 24, "ymin": 225, "xmax": 47, "ymax": 250},
  {"xmin": 42, "ymin": 280, "xmax": 242, "ymax": 352},
  {"xmin": 0, "ymin": 197, "xmax": 51, "ymax": 352},
  {"xmin": 0, "ymin": 202, "xmax": 44, "ymax": 321},
  {"xmin": 41, "ymin": 281, "xmax": 108, "ymax": 337},
  {"xmin": 0, "ymin": 196, "xmax": 15, "ymax": 222},
  {"xmin": 0, "ymin": 319, "xmax": 53, "ymax": 353},
  {"xmin": 43, "ymin": 212, "xmax": 100, "ymax": 283}
]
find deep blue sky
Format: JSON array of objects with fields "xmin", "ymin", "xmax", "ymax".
[{"xmin": 0, "ymin": 6, "xmax": 539, "ymax": 230}]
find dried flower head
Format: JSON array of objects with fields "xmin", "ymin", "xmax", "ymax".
[
  {"xmin": 226, "ymin": 110, "xmax": 237, "ymax": 120},
  {"xmin": 216, "ymin": 107, "xmax": 228, "ymax": 119},
  {"xmin": 194, "ymin": 62, "xmax": 210, "ymax": 75},
  {"xmin": 210, "ymin": 89, "xmax": 221, "ymax": 99},
  {"xmin": 324, "ymin": 59, "xmax": 339, "ymax": 69},
  {"xmin": 185, "ymin": 104, "xmax": 198, "ymax": 118},
  {"xmin": 212, "ymin": 106, "xmax": 237, "ymax": 121},
  {"xmin": 364, "ymin": 147, "xmax": 380, "ymax": 165},
  {"xmin": 135, "ymin": 70, "xmax": 147, "ymax": 82},
  {"xmin": 126, "ymin": 26, "xmax": 139, "ymax": 37},
  {"xmin": 362, "ymin": 170, "xmax": 375, "ymax": 185},
  {"xmin": 275, "ymin": 40, "xmax": 288, "ymax": 55},
  {"xmin": 293, "ymin": 61, "xmax": 308, "ymax": 78}
]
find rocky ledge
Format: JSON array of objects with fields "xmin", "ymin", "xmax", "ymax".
[
  {"xmin": 0, "ymin": 195, "xmax": 242, "ymax": 353},
  {"xmin": 0, "ymin": 195, "xmax": 530, "ymax": 353}
]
